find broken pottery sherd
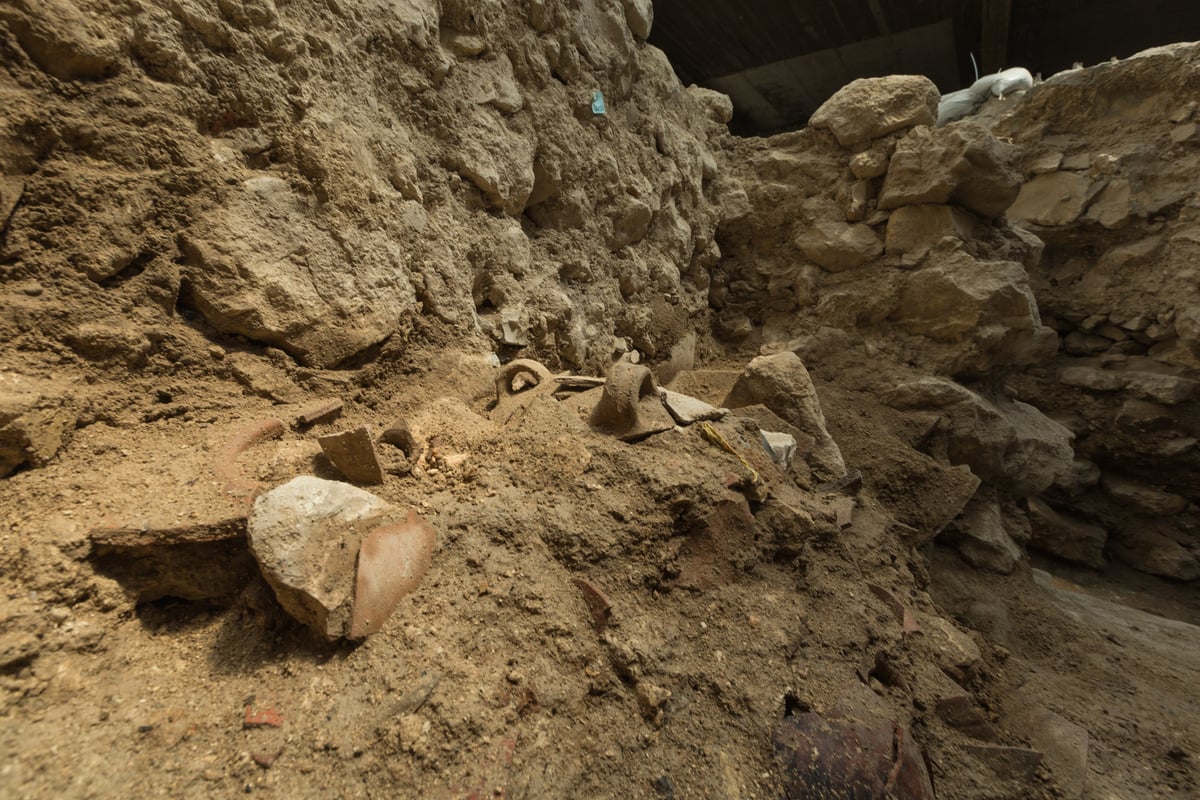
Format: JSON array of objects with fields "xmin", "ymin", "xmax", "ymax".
[
  {"xmin": 773, "ymin": 689, "xmax": 936, "ymax": 799},
  {"xmin": 349, "ymin": 510, "xmax": 436, "ymax": 638},
  {"xmin": 318, "ymin": 426, "xmax": 385, "ymax": 485},
  {"xmin": 589, "ymin": 359, "xmax": 675, "ymax": 442}
]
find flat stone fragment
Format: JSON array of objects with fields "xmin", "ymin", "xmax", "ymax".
[
  {"xmin": 758, "ymin": 430, "xmax": 797, "ymax": 468},
  {"xmin": 661, "ymin": 390, "xmax": 727, "ymax": 425},
  {"xmin": 936, "ymin": 694, "xmax": 999, "ymax": 742},
  {"xmin": 319, "ymin": 426, "xmax": 385, "ymax": 485},
  {"xmin": 964, "ymin": 744, "xmax": 1043, "ymax": 784},
  {"xmin": 831, "ymin": 496, "xmax": 855, "ymax": 529},
  {"xmin": 1005, "ymin": 692, "xmax": 1090, "ymax": 800}
]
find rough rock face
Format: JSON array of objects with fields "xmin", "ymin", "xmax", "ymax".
[
  {"xmin": 993, "ymin": 43, "xmax": 1200, "ymax": 580},
  {"xmin": 879, "ymin": 122, "xmax": 1022, "ymax": 218},
  {"xmin": 713, "ymin": 57, "xmax": 1200, "ymax": 582},
  {"xmin": 0, "ymin": 0, "xmax": 724, "ymax": 371}
]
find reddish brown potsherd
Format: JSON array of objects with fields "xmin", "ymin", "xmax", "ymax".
[
  {"xmin": 213, "ymin": 417, "xmax": 286, "ymax": 507},
  {"xmin": 318, "ymin": 426, "xmax": 385, "ymax": 485},
  {"xmin": 348, "ymin": 510, "xmax": 436, "ymax": 639}
]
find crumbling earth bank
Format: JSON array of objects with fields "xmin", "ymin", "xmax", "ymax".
[
  {"xmin": 1, "ymin": 1, "xmax": 1199, "ymax": 798},
  {"xmin": 0, "ymin": 0, "xmax": 724, "ymax": 376}
]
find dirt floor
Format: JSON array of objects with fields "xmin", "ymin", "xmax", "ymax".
[{"xmin": 0, "ymin": 326, "xmax": 1197, "ymax": 799}]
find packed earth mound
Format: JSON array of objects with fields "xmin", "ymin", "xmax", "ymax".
[{"xmin": 1, "ymin": 2, "xmax": 1198, "ymax": 798}]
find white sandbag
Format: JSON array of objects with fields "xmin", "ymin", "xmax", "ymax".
[
  {"xmin": 938, "ymin": 67, "xmax": 1035, "ymax": 125},
  {"xmin": 989, "ymin": 67, "xmax": 1034, "ymax": 98},
  {"xmin": 937, "ymin": 88, "xmax": 986, "ymax": 125}
]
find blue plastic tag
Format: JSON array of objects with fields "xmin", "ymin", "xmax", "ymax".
[{"xmin": 591, "ymin": 90, "xmax": 606, "ymax": 115}]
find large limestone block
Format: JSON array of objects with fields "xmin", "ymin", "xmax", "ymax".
[
  {"xmin": 951, "ymin": 491, "xmax": 1024, "ymax": 574},
  {"xmin": 885, "ymin": 377, "xmax": 1074, "ymax": 498},
  {"xmin": 794, "ymin": 220, "xmax": 883, "ymax": 272},
  {"xmin": 723, "ymin": 353, "xmax": 846, "ymax": 478},
  {"xmin": 809, "ymin": 75, "xmax": 939, "ymax": 148},
  {"xmin": 1007, "ymin": 171, "xmax": 1102, "ymax": 227},
  {"xmin": 884, "ymin": 204, "xmax": 975, "ymax": 263},
  {"xmin": 893, "ymin": 254, "xmax": 1039, "ymax": 343},
  {"xmin": 248, "ymin": 477, "xmax": 434, "ymax": 640},
  {"xmin": 879, "ymin": 123, "xmax": 1021, "ymax": 217},
  {"xmin": 181, "ymin": 177, "xmax": 419, "ymax": 368},
  {"xmin": 619, "ymin": 0, "xmax": 653, "ymax": 39}
]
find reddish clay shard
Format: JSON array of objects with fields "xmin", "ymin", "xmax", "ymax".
[
  {"xmin": 773, "ymin": 696, "xmax": 935, "ymax": 799},
  {"xmin": 295, "ymin": 399, "xmax": 344, "ymax": 427},
  {"xmin": 868, "ymin": 583, "xmax": 922, "ymax": 636},
  {"xmin": 572, "ymin": 576, "xmax": 613, "ymax": 630},
  {"xmin": 243, "ymin": 705, "xmax": 284, "ymax": 729},
  {"xmin": 348, "ymin": 510, "xmax": 436, "ymax": 639},
  {"xmin": 214, "ymin": 417, "xmax": 285, "ymax": 508}
]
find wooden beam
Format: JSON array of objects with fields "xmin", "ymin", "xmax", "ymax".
[{"xmin": 981, "ymin": 0, "xmax": 1012, "ymax": 73}]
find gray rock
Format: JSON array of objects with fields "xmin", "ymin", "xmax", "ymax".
[
  {"xmin": 660, "ymin": 390, "xmax": 726, "ymax": 425},
  {"xmin": 758, "ymin": 430, "xmax": 797, "ymax": 469},
  {"xmin": 723, "ymin": 353, "xmax": 846, "ymax": 479},
  {"xmin": 952, "ymin": 491, "xmax": 1023, "ymax": 574},
  {"xmin": 248, "ymin": 477, "xmax": 432, "ymax": 640},
  {"xmin": 1027, "ymin": 498, "xmax": 1107, "ymax": 568}
]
